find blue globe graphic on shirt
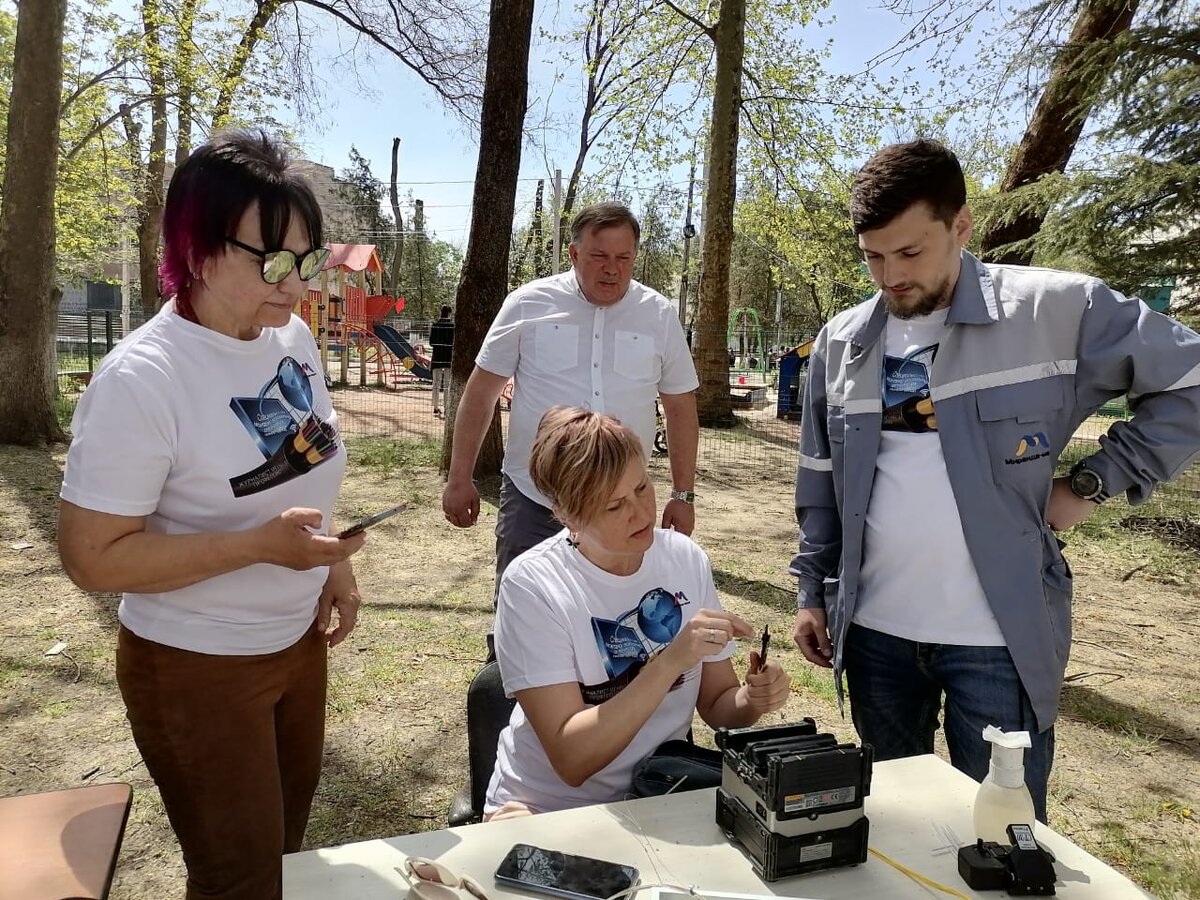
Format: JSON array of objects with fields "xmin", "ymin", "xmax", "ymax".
[
  {"xmin": 637, "ymin": 588, "xmax": 682, "ymax": 643},
  {"xmin": 275, "ymin": 357, "xmax": 313, "ymax": 412}
]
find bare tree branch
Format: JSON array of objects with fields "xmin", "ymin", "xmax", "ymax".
[
  {"xmin": 293, "ymin": 0, "xmax": 484, "ymax": 115},
  {"xmin": 62, "ymin": 96, "xmax": 160, "ymax": 162},
  {"xmin": 656, "ymin": 0, "xmax": 713, "ymax": 38},
  {"xmin": 61, "ymin": 57, "xmax": 132, "ymax": 118}
]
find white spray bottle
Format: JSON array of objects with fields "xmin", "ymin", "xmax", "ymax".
[{"xmin": 973, "ymin": 725, "xmax": 1036, "ymax": 844}]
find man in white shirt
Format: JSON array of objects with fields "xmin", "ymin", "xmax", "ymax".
[{"xmin": 442, "ymin": 202, "xmax": 700, "ymax": 581}]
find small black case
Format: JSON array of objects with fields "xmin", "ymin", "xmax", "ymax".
[{"xmin": 958, "ymin": 840, "xmax": 1010, "ymax": 891}]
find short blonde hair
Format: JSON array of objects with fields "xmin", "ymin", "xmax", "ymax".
[{"xmin": 529, "ymin": 407, "xmax": 645, "ymax": 528}]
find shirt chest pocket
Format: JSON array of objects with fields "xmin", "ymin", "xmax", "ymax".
[
  {"xmin": 534, "ymin": 323, "xmax": 579, "ymax": 373},
  {"xmin": 613, "ymin": 330, "xmax": 657, "ymax": 382},
  {"xmin": 975, "ymin": 379, "xmax": 1066, "ymax": 487}
]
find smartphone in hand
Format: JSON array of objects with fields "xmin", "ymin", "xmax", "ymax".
[
  {"xmin": 495, "ymin": 843, "xmax": 639, "ymax": 900},
  {"xmin": 336, "ymin": 503, "xmax": 408, "ymax": 539}
]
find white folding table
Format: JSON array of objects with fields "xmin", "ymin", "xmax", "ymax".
[{"xmin": 284, "ymin": 754, "xmax": 1150, "ymax": 899}]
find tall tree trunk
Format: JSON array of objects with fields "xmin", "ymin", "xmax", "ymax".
[
  {"xmin": 0, "ymin": 0, "xmax": 67, "ymax": 444},
  {"xmin": 174, "ymin": 0, "xmax": 200, "ymax": 165},
  {"xmin": 389, "ymin": 137, "xmax": 405, "ymax": 298},
  {"xmin": 441, "ymin": 0, "xmax": 536, "ymax": 476},
  {"xmin": 137, "ymin": 0, "xmax": 169, "ymax": 312},
  {"xmin": 692, "ymin": 0, "xmax": 744, "ymax": 428},
  {"xmin": 212, "ymin": 0, "xmax": 284, "ymax": 126},
  {"xmin": 980, "ymin": 0, "xmax": 1139, "ymax": 264}
]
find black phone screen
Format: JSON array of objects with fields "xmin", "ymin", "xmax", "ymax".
[
  {"xmin": 495, "ymin": 844, "xmax": 638, "ymax": 900},
  {"xmin": 336, "ymin": 502, "xmax": 407, "ymax": 539}
]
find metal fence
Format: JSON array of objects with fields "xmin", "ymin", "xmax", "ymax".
[{"xmin": 53, "ymin": 313, "xmax": 1200, "ymax": 503}]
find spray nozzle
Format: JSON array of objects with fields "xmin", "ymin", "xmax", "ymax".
[{"xmin": 982, "ymin": 725, "xmax": 1031, "ymax": 772}]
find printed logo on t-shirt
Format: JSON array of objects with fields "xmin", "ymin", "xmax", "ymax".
[
  {"xmin": 228, "ymin": 356, "xmax": 340, "ymax": 497},
  {"xmin": 881, "ymin": 344, "xmax": 939, "ymax": 433},
  {"xmin": 581, "ymin": 587, "xmax": 692, "ymax": 704}
]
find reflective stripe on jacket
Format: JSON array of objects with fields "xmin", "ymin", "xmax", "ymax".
[{"xmin": 790, "ymin": 251, "xmax": 1200, "ymax": 731}]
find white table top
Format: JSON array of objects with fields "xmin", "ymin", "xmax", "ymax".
[{"xmin": 284, "ymin": 754, "xmax": 1150, "ymax": 899}]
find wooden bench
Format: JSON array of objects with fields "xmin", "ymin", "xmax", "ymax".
[{"xmin": 0, "ymin": 782, "xmax": 132, "ymax": 900}]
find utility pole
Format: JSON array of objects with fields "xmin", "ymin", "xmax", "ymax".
[
  {"xmin": 694, "ymin": 156, "xmax": 707, "ymax": 320},
  {"xmin": 415, "ymin": 198, "xmax": 426, "ymax": 312},
  {"xmin": 550, "ymin": 167, "xmax": 563, "ymax": 274},
  {"xmin": 120, "ymin": 230, "xmax": 132, "ymax": 335},
  {"xmin": 677, "ymin": 161, "xmax": 696, "ymax": 326},
  {"xmin": 774, "ymin": 281, "xmax": 783, "ymax": 349}
]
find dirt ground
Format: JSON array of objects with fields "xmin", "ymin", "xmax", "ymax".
[{"xmin": 1, "ymin": 438, "xmax": 1198, "ymax": 898}]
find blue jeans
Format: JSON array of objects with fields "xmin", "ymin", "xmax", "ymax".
[{"xmin": 843, "ymin": 624, "xmax": 1055, "ymax": 822}]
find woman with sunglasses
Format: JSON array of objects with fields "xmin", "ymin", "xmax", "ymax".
[
  {"xmin": 58, "ymin": 130, "xmax": 363, "ymax": 900},
  {"xmin": 485, "ymin": 407, "xmax": 792, "ymax": 820}
]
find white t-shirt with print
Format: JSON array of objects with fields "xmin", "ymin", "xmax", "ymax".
[
  {"xmin": 475, "ymin": 271, "xmax": 698, "ymax": 509},
  {"xmin": 60, "ymin": 304, "xmax": 347, "ymax": 655},
  {"xmin": 486, "ymin": 528, "xmax": 734, "ymax": 813},
  {"xmin": 854, "ymin": 308, "xmax": 1005, "ymax": 646}
]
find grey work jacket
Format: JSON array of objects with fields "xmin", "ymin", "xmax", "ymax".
[{"xmin": 790, "ymin": 251, "xmax": 1200, "ymax": 732}]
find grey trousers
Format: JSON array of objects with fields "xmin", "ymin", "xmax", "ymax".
[
  {"xmin": 494, "ymin": 474, "xmax": 562, "ymax": 589},
  {"xmin": 488, "ymin": 475, "xmax": 562, "ymax": 662}
]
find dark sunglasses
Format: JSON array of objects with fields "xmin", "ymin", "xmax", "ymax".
[{"xmin": 227, "ymin": 237, "xmax": 331, "ymax": 284}]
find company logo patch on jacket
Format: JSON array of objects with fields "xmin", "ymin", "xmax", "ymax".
[{"xmin": 1006, "ymin": 432, "xmax": 1051, "ymax": 465}]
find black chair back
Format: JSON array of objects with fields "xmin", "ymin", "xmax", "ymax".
[{"xmin": 448, "ymin": 660, "xmax": 516, "ymax": 825}]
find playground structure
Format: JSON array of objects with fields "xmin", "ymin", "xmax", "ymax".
[
  {"xmin": 727, "ymin": 307, "xmax": 770, "ymax": 408},
  {"xmin": 296, "ymin": 243, "xmax": 433, "ymax": 388}
]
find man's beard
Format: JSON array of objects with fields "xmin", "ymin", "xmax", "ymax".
[{"xmin": 883, "ymin": 276, "xmax": 953, "ymax": 319}]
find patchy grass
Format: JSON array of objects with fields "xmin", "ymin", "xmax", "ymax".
[
  {"xmin": 1093, "ymin": 820, "xmax": 1200, "ymax": 900},
  {"xmin": 1, "ymin": 435, "xmax": 1197, "ymax": 899},
  {"xmin": 347, "ymin": 435, "xmax": 441, "ymax": 472}
]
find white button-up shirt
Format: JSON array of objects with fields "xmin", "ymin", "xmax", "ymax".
[{"xmin": 476, "ymin": 271, "xmax": 698, "ymax": 508}]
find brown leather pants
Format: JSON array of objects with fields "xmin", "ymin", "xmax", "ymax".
[{"xmin": 117, "ymin": 623, "xmax": 326, "ymax": 900}]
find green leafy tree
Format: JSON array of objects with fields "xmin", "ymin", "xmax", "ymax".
[
  {"xmin": 984, "ymin": 1, "xmax": 1199, "ymax": 310},
  {"xmin": 331, "ymin": 146, "xmax": 397, "ymax": 290},
  {"xmin": 635, "ymin": 187, "xmax": 680, "ymax": 297},
  {"xmin": 93, "ymin": 0, "xmax": 487, "ymax": 310},
  {"xmin": 398, "ymin": 197, "xmax": 463, "ymax": 319},
  {"xmin": 979, "ymin": 0, "xmax": 1141, "ymax": 264},
  {"xmin": 0, "ymin": 7, "xmax": 137, "ymax": 286}
]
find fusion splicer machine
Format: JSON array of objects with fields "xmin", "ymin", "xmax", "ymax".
[{"xmin": 714, "ymin": 719, "xmax": 873, "ymax": 881}]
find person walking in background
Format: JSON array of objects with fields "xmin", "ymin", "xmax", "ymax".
[
  {"xmin": 441, "ymin": 202, "xmax": 700, "ymax": 583},
  {"xmin": 430, "ymin": 304, "xmax": 454, "ymax": 417},
  {"xmin": 57, "ymin": 130, "xmax": 366, "ymax": 900},
  {"xmin": 790, "ymin": 139, "xmax": 1200, "ymax": 822}
]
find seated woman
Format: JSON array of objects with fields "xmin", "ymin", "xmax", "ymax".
[{"xmin": 485, "ymin": 407, "xmax": 791, "ymax": 819}]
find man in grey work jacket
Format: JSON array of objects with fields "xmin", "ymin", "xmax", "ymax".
[{"xmin": 790, "ymin": 139, "xmax": 1200, "ymax": 820}]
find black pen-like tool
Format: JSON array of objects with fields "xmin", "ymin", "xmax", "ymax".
[{"xmin": 754, "ymin": 624, "xmax": 770, "ymax": 674}]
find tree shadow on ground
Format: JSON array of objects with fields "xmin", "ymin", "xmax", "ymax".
[
  {"xmin": 0, "ymin": 443, "xmax": 67, "ymax": 545},
  {"xmin": 307, "ymin": 714, "xmax": 469, "ymax": 849},
  {"xmin": 712, "ymin": 569, "xmax": 796, "ymax": 614},
  {"xmin": 1060, "ymin": 683, "xmax": 1200, "ymax": 764}
]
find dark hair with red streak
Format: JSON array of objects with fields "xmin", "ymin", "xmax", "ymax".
[{"xmin": 160, "ymin": 129, "xmax": 323, "ymax": 311}]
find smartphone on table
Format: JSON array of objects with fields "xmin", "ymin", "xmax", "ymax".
[
  {"xmin": 336, "ymin": 503, "xmax": 408, "ymax": 539},
  {"xmin": 495, "ymin": 843, "xmax": 639, "ymax": 900}
]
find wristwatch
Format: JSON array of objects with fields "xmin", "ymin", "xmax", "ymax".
[
  {"xmin": 669, "ymin": 490, "xmax": 695, "ymax": 503},
  {"xmin": 1068, "ymin": 460, "xmax": 1107, "ymax": 503}
]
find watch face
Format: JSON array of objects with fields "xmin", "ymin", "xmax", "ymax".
[{"xmin": 1071, "ymin": 468, "xmax": 1102, "ymax": 499}]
